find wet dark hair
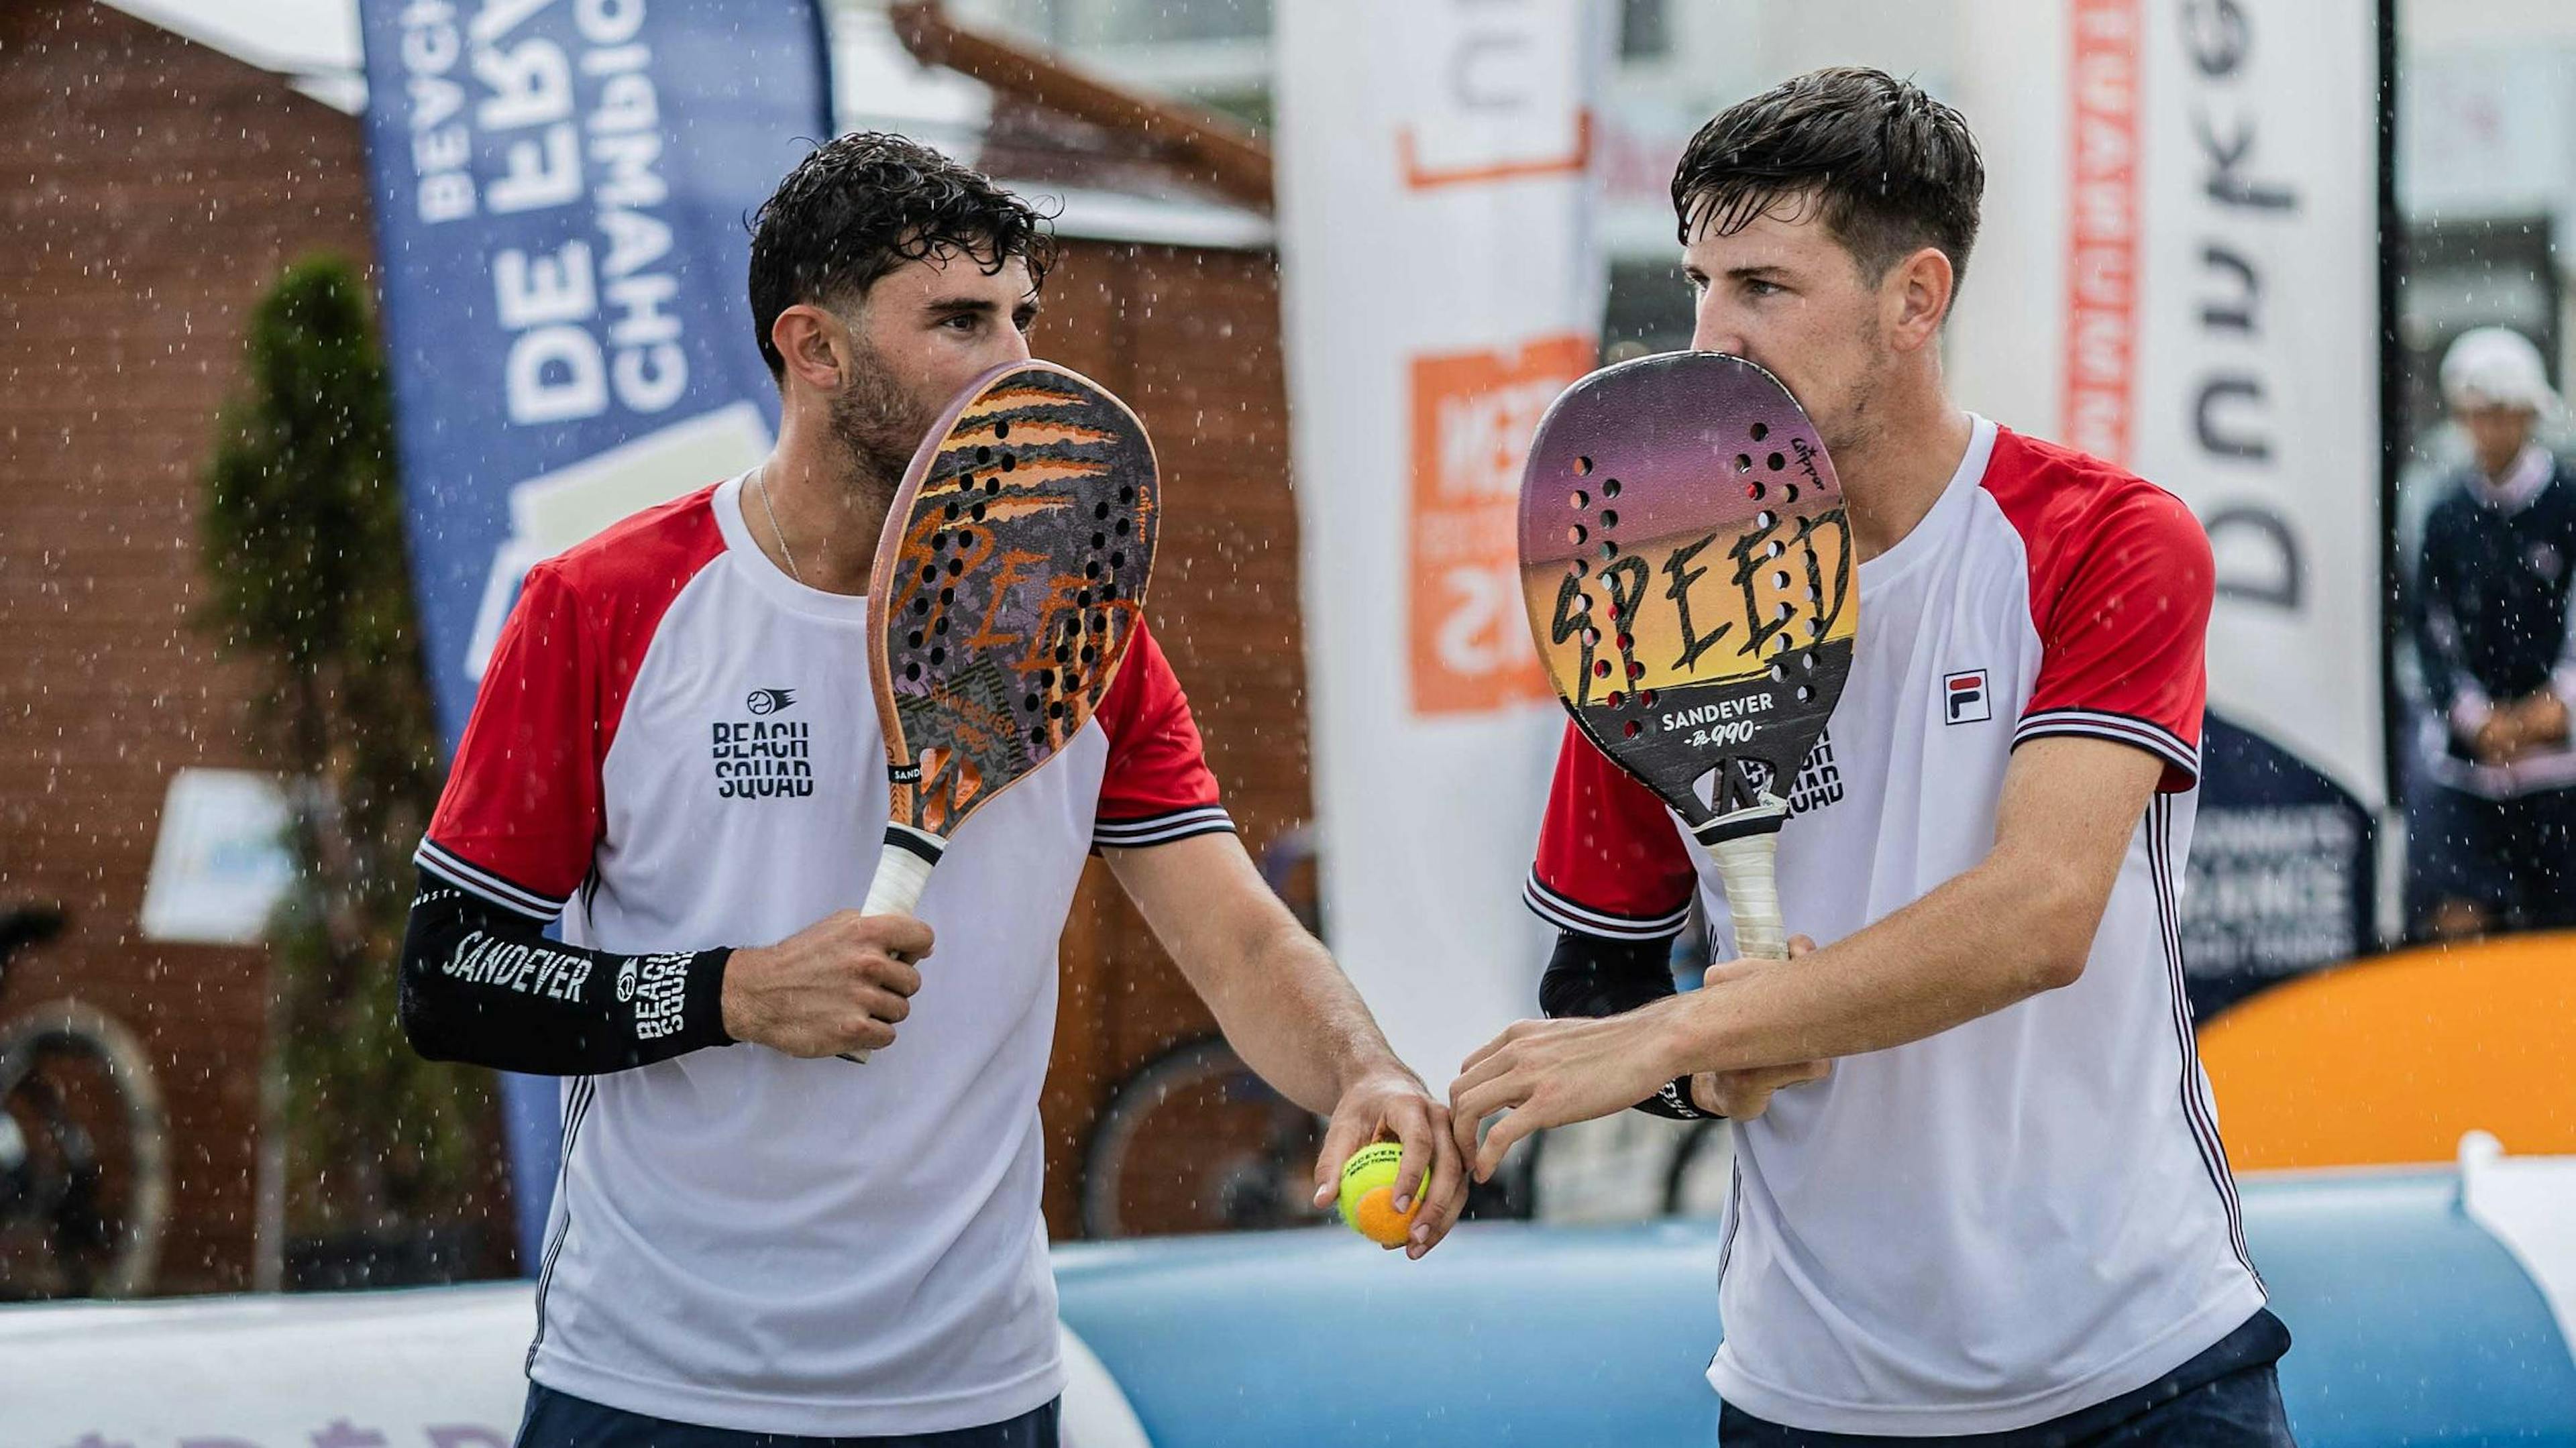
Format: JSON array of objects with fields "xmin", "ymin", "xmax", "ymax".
[
  {"xmin": 1672, "ymin": 67, "xmax": 1984, "ymax": 288},
  {"xmin": 747, "ymin": 131, "xmax": 1058, "ymax": 378}
]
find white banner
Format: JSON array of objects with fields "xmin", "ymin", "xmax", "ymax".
[
  {"xmin": 1275, "ymin": 1, "xmax": 1608, "ymax": 1078},
  {"xmin": 0, "ymin": 1283, "xmax": 530, "ymax": 1447},
  {"xmin": 0, "ymin": 1285, "xmax": 1150, "ymax": 1448},
  {"xmin": 1951, "ymin": 0, "xmax": 2385, "ymax": 810}
]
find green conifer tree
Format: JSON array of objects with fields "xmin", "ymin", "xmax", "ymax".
[{"xmin": 201, "ymin": 257, "xmax": 492, "ymax": 1266}]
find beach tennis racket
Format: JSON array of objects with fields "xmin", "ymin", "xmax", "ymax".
[
  {"xmin": 845, "ymin": 359, "xmax": 1159, "ymax": 1061},
  {"xmin": 1517, "ymin": 352, "xmax": 1856, "ymax": 961}
]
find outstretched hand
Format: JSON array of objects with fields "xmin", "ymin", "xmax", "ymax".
[
  {"xmin": 1309, "ymin": 1066, "xmax": 1467, "ymax": 1259},
  {"xmin": 1450, "ymin": 934, "xmax": 1837, "ymax": 1178},
  {"xmin": 1448, "ymin": 1004, "xmax": 1693, "ymax": 1183}
]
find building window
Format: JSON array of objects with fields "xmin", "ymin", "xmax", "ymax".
[
  {"xmin": 1619, "ymin": 0, "xmax": 1672, "ymax": 61},
  {"xmin": 1067, "ymin": 0, "xmax": 1271, "ymax": 46}
]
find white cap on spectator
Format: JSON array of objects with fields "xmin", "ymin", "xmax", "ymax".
[{"xmin": 2440, "ymin": 325, "xmax": 2559, "ymax": 414}]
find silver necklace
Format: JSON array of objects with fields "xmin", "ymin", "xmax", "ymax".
[{"xmin": 752, "ymin": 466, "xmax": 804, "ymax": 583}]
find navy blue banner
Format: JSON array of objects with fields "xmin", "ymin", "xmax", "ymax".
[
  {"xmin": 2180, "ymin": 713, "xmax": 2379, "ymax": 1020},
  {"xmin": 358, "ymin": 0, "xmax": 830, "ymax": 741},
  {"xmin": 358, "ymin": 0, "xmax": 833, "ymax": 1267}
]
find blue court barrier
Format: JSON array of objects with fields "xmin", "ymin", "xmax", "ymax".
[
  {"xmin": 7, "ymin": 1161, "xmax": 2573, "ymax": 1445},
  {"xmin": 1055, "ymin": 1169, "xmax": 2576, "ymax": 1447}
]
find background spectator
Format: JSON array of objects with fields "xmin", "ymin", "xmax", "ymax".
[{"xmin": 2408, "ymin": 327, "xmax": 2576, "ymax": 938}]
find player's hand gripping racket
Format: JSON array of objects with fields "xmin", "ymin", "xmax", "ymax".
[
  {"xmin": 845, "ymin": 359, "xmax": 1159, "ymax": 1062},
  {"xmin": 1517, "ymin": 352, "xmax": 1856, "ymax": 962}
]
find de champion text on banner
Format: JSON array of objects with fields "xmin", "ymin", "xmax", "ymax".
[
  {"xmin": 354, "ymin": 0, "xmax": 835, "ymax": 1264},
  {"xmin": 356, "ymin": 0, "xmax": 832, "ymax": 742}
]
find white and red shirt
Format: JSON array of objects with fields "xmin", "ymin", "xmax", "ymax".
[
  {"xmin": 417, "ymin": 474, "xmax": 1230, "ymax": 1436},
  {"xmin": 1527, "ymin": 417, "xmax": 2263, "ymax": 1435}
]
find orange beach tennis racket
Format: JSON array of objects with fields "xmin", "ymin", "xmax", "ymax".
[{"xmin": 845, "ymin": 359, "xmax": 1158, "ymax": 1060}]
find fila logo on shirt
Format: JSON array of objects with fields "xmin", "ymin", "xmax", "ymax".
[
  {"xmin": 1943, "ymin": 669, "xmax": 1992, "ymax": 726},
  {"xmin": 712, "ymin": 686, "xmax": 816, "ymax": 801}
]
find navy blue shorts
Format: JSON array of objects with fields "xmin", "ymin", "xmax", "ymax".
[
  {"xmin": 1719, "ymin": 1308, "xmax": 2296, "ymax": 1447},
  {"xmin": 515, "ymin": 1383, "xmax": 1060, "ymax": 1448},
  {"xmin": 2407, "ymin": 783, "xmax": 2576, "ymax": 930}
]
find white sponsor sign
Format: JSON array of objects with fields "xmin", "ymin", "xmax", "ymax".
[
  {"xmin": 1951, "ymin": 0, "xmax": 2384, "ymax": 808},
  {"xmin": 0, "ymin": 1284, "xmax": 1152, "ymax": 1448},
  {"xmin": 1275, "ymin": 1, "xmax": 1609, "ymax": 1078},
  {"xmin": 2402, "ymin": 46, "xmax": 2576, "ymax": 237},
  {"xmin": 0, "ymin": 1282, "xmax": 529, "ymax": 1446},
  {"xmin": 2461, "ymin": 1131, "xmax": 2576, "ymax": 1376},
  {"xmin": 465, "ymin": 401, "xmax": 771, "ymax": 679},
  {"xmin": 138, "ymin": 769, "xmax": 297, "ymax": 946}
]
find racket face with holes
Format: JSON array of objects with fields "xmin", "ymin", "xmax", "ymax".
[
  {"xmin": 867, "ymin": 360, "xmax": 1158, "ymax": 842},
  {"xmin": 1518, "ymin": 351, "xmax": 1856, "ymax": 844}
]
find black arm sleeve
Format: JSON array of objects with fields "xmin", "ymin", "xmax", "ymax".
[
  {"xmin": 1538, "ymin": 928, "xmax": 1713, "ymax": 1121},
  {"xmin": 399, "ymin": 869, "xmax": 735, "ymax": 1075}
]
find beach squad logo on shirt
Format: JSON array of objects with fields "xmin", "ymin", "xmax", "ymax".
[
  {"xmin": 1786, "ymin": 732, "xmax": 1843, "ymax": 817},
  {"xmin": 1739, "ymin": 734, "xmax": 1841, "ymax": 818},
  {"xmin": 713, "ymin": 687, "xmax": 815, "ymax": 800}
]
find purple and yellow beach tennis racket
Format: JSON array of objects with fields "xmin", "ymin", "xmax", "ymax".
[
  {"xmin": 1518, "ymin": 352, "xmax": 1855, "ymax": 961},
  {"xmin": 847, "ymin": 359, "xmax": 1158, "ymax": 1060}
]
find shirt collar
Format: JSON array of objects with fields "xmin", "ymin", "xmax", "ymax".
[{"xmin": 2471, "ymin": 443, "xmax": 2554, "ymax": 513}]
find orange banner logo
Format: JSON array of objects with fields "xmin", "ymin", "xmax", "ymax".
[{"xmin": 1409, "ymin": 335, "xmax": 1595, "ymax": 716}]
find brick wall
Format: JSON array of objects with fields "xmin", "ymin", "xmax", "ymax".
[
  {"xmin": 0, "ymin": 0, "xmax": 384, "ymax": 1291},
  {"xmin": 1029, "ymin": 239, "xmax": 1313, "ymax": 1235},
  {"xmin": 0, "ymin": 1, "xmax": 1316, "ymax": 1272}
]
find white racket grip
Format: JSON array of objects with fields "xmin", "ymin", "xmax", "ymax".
[
  {"xmin": 841, "ymin": 828, "xmax": 943, "ymax": 1064},
  {"xmin": 861, "ymin": 838, "xmax": 936, "ymax": 918},
  {"xmin": 1709, "ymin": 832, "xmax": 1789, "ymax": 962}
]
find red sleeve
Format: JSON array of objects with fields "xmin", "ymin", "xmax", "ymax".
[
  {"xmin": 2012, "ymin": 486, "xmax": 2214, "ymax": 792},
  {"xmin": 1091, "ymin": 619, "xmax": 1235, "ymax": 849},
  {"xmin": 415, "ymin": 563, "xmax": 604, "ymax": 919},
  {"xmin": 1524, "ymin": 720, "xmax": 1697, "ymax": 940}
]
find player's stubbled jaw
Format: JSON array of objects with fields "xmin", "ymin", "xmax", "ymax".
[{"xmin": 1682, "ymin": 201, "xmax": 1888, "ymax": 463}]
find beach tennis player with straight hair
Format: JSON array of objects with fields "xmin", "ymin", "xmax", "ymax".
[
  {"xmin": 398, "ymin": 132, "xmax": 1466, "ymax": 1447},
  {"xmin": 1450, "ymin": 70, "xmax": 2298, "ymax": 1445}
]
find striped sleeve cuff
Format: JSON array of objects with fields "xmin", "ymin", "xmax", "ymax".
[
  {"xmin": 1093, "ymin": 804, "xmax": 1237, "ymax": 850},
  {"xmin": 2012, "ymin": 709, "xmax": 2200, "ymax": 785},
  {"xmin": 1522, "ymin": 871, "xmax": 1691, "ymax": 941},
  {"xmin": 414, "ymin": 839, "xmax": 568, "ymax": 922}
]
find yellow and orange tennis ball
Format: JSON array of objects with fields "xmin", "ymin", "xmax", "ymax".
[{"xmin": 1336, "ymin": 1140, "xmax": 1421, "ymax": 1247}]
